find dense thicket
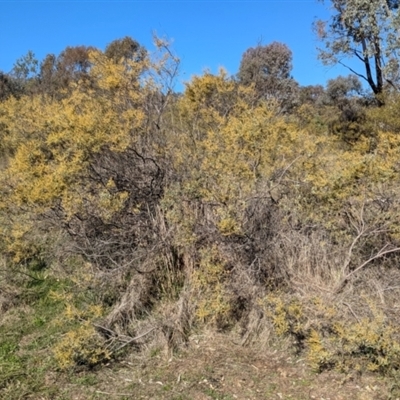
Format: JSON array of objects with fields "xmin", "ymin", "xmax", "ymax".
[{"xmin": 2, "ymin": 32, "xmax": 400, "ymax": 378}]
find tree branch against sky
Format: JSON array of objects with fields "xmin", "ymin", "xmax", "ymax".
[{"xmin": 315, "ymin": 0, "xmax": 400, "ymax": 95}]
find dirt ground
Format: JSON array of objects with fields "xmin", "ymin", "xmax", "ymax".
[{"xmin": 60, "ymin": 332, "xmax": 398, "ymax": 400}]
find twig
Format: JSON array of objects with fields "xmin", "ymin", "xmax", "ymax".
[
  {"xmin": 0, "ymin": 268, "xmax": 44, "ymax": 282},
  {"xmin": 93, "ymin": 323, "xmax": 117, "ymax": 337},
  {"xmin": 343, "ymin": 302, "xmax": 360, "ymax": 323},
  {"xmin": 336, "ymin": 245, "xmax": 400, "ymax": 294},
  {"xmin": 268, "ymin": 156, "xmax": 302, "ymax": 199},
  {"xmin": 346, "ymin": 245, "xmax": 400, "ymax": 280},
  {"xmin": 95, "ymin": 390, "xmax": 133, "ymax": 396},
  {"xmin": 378, "ymin": 286, "xmax": 400, "ymax": 292},
  {"xmin": 114, "ymin": 327, "xmax": 156, "ymax": 352}
]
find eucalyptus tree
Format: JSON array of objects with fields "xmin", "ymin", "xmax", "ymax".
[
  {"xmin": 105, "ymin": 36, "xmax": 147, "ymax": 63},
  {"xmin": 316, "ymin": 0, "xmax": 400, "ymax": 96},
  {"xmin": 238, "ymin": 42, "xmax": 299, "ymax": 112}
]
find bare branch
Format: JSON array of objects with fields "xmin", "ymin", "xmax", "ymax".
[
  {"xmin": 114, "ymin": 327, "xmax": 156, "ymax": 352},
  {"xmin": 338, "ymin": 60, "xmax": 369, "ymax": 83}
]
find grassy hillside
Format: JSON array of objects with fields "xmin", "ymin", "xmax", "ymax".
[{"xmin": 1, "ymin": 38, "xmax": 400, "ymax": 398}]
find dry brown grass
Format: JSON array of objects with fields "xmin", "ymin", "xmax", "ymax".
[
  {"xmin": 85, "ymin": 193, "xmax": 400, "ymax": 381},
  {"xmin": 60, "ymin": 332, "xmax": 395, "ymax": 400}
]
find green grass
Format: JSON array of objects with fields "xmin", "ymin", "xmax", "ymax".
[
  {"xmin": 71, "ymin": 373, "xmax": 99, "ymax": 386},
  {"xmin": 0, "ymin": 268, "xmax": 85, "ymax": 399},
  {"xmin": 203, "ymin": 388, "xmax": 234, "ymax": 400}
]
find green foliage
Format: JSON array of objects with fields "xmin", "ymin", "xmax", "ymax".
[
  {"xmin": 316, "ymin": 0, "xmax": 400, "ymax": 95},
  {"xmin": 0, "ymin": 269, "xmax": 69, "ymax": 398},
  {"xmin": 11, "ymin": 50, "xmax": 40, "ymax": 96},
  {"xmin": 238, "ymin": 42, "xmax": 299, "ymax": 111},
  {"xmin": 0, "ymin": 256, "xmax": 112, "ymax": 398}
]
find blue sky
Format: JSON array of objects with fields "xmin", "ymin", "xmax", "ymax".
[{"xmin": 0, "ymin": 0, "xmax": 354, "ymax": 89}]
